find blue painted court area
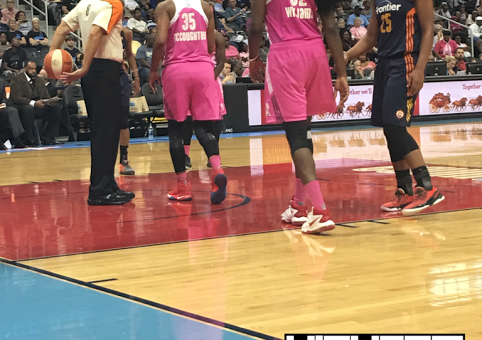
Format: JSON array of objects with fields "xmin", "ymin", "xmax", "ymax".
[{"xmin": 0, "ymin": 263, "xmax": 255, "ymax": 340}]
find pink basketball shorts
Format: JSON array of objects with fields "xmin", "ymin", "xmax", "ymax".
[
  {"xmin": 264, "ymin": 40, "xmax": 336, "ymax": 124},
  {"xmin": 162, "ymin": 62, "xmax": 223, "ymax": 122}
]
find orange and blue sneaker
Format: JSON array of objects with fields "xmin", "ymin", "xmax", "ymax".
[
  {"xmin": 211, "ymin": 169, "xmax": 227, "ymax": 204},
  {"xmin": 301, "ymin": 207, "xmax": 335, "ymax": 234},
  {"xmin": 401, "ymin": 186, "xmax": 445, "ymax": 216},
  {"xmin": 381, "ymin": 188, "xmax": 414, "ymax": 212},
  {"xmin": 168, "ymin": 181, "xmax": 192, "ymax": 201}
]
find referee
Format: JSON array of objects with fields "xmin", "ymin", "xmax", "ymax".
[{"xmin": 50, "ymin": 0, "xmax": 135, "ymax": 205}]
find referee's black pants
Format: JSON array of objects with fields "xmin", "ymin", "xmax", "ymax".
[{"xmin": 82, "ymin": 59, "xmax": 122, "ymax": 199}]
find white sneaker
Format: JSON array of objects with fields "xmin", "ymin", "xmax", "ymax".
[
  {"xmin": 281, "ymin": 198, "xmax": 308, "ymax": 226},
  {"xmin": 301, "ymin": 207, "xmax": 335, "ymax": 235}
]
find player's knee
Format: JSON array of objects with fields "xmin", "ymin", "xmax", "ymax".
[
  {"xmin": 195, "ymin": 126, "xmax": 219, "ymax": 158},
  {"xmin": 284, "ymin": 121, "xmax": 312, "ymax": 155},
  {"xmin": 383, "ymin": 125, "xmax": 419, "ymax": 162}
]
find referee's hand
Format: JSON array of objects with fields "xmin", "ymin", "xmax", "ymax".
[{"xmin": 149, "ymin": 71, "xmax": 160, "ymax": 93}]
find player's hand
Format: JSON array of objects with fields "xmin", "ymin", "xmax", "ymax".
[
  {"xmin": 249, "ymin": 57, "xmax": 265, "ymax": 84},
  {"xmin": 133, "ymin": 78, "xmax": 141, "ymax": 96},
  {"xmin": 60, "ymin": 68, "xmax": 87, "ymax": 84},
  {"xmin": 334, "ymin": 76, "xmax": 349, "ymax": 106},
  {"xmin": 149, "ymin": 71, "xmax": 160, "ymax": 93},
  {"xmin": 407, "ymin": 68, "xmax": 424, "ymax": 97}
]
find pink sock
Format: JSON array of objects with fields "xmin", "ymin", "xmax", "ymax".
[
  {"xmin": 209, "ymin": 155, "xmax": 221, "ymax": 169},
  {"xmin": 294, "ymin": 178, "xmax": 306, "ymax": 205},
  {"xmin": 184, "ymin": 145, "xmax": 190, "ymax": 156},
  {"xmin": 305, "ymin": 180, "xmax": 326, "ymax": 211},
  {"xmin": 176, "ymin": 172, "xmax": 187, "ymax": 184}
]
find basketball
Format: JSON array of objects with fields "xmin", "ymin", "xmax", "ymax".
[{"xmin": 44, "ymin": 49, "xmax": 73, "ymax": 79}]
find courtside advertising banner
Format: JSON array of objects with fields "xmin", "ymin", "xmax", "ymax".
[
  {"xmin": 418, "ymin": 80, "xmax": 482, "ymax": 116},
  {"xmin": 246, "ymin": 80, "xmax": 482, "ymax": 126}
]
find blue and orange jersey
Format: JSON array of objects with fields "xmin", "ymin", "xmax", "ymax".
[{"xmin": 375, "ymin": 0, "xmax": 421, "ymax": 59}]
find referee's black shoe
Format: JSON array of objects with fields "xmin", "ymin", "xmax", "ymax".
[{"xmin": 87, "ymin": 191, "xmax": 135, "ymax": 206}]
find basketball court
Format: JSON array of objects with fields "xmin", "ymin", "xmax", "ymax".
[{"xmin": 1, "ymin": 119, "xmax": 481, "ymax": 339}]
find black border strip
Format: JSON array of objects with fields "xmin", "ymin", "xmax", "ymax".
[
  {"xmin": 367, "ymin": 220, "xmax": 389, "ymax": 225},
  {"xmin": 0, "ymin": 258, "xmax": 280, "ymax": 340},
  {"xmin": 88, "ymin": 278, "xmax": 118, "ymax": 284}
]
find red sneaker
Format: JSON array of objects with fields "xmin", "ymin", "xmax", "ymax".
[
  {"xmin": 381, "ymin": 188, "xmax": 414, "ymax": 212},
  {"xmin": 301, "ymin": 207, "xmax": 335, "ymax": 234},
  {"xmin": 167, "ymin": 181, "xmax": 192, "ymax": 201},
  {"xmin": 211, "ymin": 169, "xmax": 227, "ymax": 204},
  {"xmin": 402, "ymin": 187, "xmax": 445, "ymax": 216},
  {"xmin": 281, "ymin": 197, "xmax": 308, "ymax": 226}
]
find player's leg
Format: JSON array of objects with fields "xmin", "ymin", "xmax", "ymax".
[
  {"xmin": 193, "ymin": 120, "xmax": 226, "ymax": 204},
  {"xmin": 190, "ymin": 63, "xmax": 227, "ymax": 204},
  {"xmin": 283, "ymin": 120, "xmax": 335, "ymax": 234},
  {"xmin": 119, "ymin": 105, "xmax": 135, "ymax": 175},
  {"xmin": 162, "ymin": 64, "xmax": 192, "ymax": 201},
  {"xmin": 168, "ymin": 119, "xmax": 192, "ymax": 201},
  {"xmin": 380, "ymin": 59, "xmax": 444, "ymax": 214},
  {"xmin": 182, "ymin": 115, "xmax": 193, "ymax": 170}
]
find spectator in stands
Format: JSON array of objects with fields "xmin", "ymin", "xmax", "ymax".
[
  {"xmin": 1, "ymin": 0, "xmax": 17, "ymax": 25},
  {"xmin": 434, "ymin": 30, "xmax": 459, "ymax": 58},
  {"xmin": 353, "ymin": 60, "xmax": 365, "ymax": 79},
  {"xmin": 221, "ymin": 62, "xmax": 235, "ymax": 84},
  {"xmin": 350, "ymin": 17, "xmax": 367, "ymax": 40},
  {"xmin": 469, "ymin": 16, "xmax": 482, "ymax": 54},
  {"xmin": 338, "ymin": 18, "xmax": 347, "ymax": 32},
  {"xmin": 437, "ymin": 2, "xmax": 452, "ymax": 19},
  {"xmin": 0, "ymin": 80, "xmax": 27, "ymax": 148},
  {"xmin": 64, "ymin": 34, "xmax": 79, "ymax": 62},
  {"xmin": 8, "ymin": 60, "xmax": 62, "ymax": 145},
  {"xmin": 459, "ymin": 4, "xmax": 469, "ymax": 20},
  {"xmin": 466, "ymin": 10, "xmax": 479, "ymax": 25},
  {"xmin": 136, "ymin": 33, "xmax": 154, "ymax": 86},
  {"xmin": 358, "ymin": 53, "xmax": 376, "ymax": 71},
  {"xmin": 224, "ymin": 34, "xmax": 239, "ymax": 59},
  {"xmin": 27, "ymin": 18, "xmax": 49, "ymax": 56},
  {"xmin": 230, "ymin": 59, "xmax": 243, "ymax": 78},
  {"xmin": 239, "ymin": 42, "xmax": 249, "ymax": 68},
  {"xmin": 146, "ymin": 20, "xmax": 156, "ymax": 33},
  {"xmin": 225, "ymin": 0, "xmax": 245, "ymax": 31},
  {"xmin": 75, "ymin": 52, "xmax": 83, "ymax": 68},
  {"xmin": 0, "ymin": 12, "xmax": 8, "ymax": 34},
  {"xmin": 428, "ymin": 51, "xmax": 436, "ymax": 61},
  {"xmin": 15, "ymin": 11, "xmax": 31, "ymax": 36},
  {"xmin": 361, "ymin": 0, "xmax": 372, "ymax": 20},
  {"xmin": 7, "ymin": 18, "xmax": 26, "ymax": 47},
  {"xmin": 47, "ymin": 0, "xmax": 62, "ymax": 27},
  {"xmin": 433, "ymin": 24, "xmax": 444, "ymax": 49},
  {"xmin": 0, "ymin": 32, "xmax": 8, "ymax": 58},
  {"xmin": 454, "ymin": 34, "xmax": 472, "ymax": 57},
  {"xmin": 2, "ymin": 38, "xmax": 26, "ymax": 77},
  {"xmin": 445, "ymin": 56, "xmax": 457, "ymax": 75},
  {"xmin": 347, "ymin": 6, "xmax": 369, "ymax": 28},
  {"xmin": 341, "ymin": 30, "xmax": 356, "ymax": 51},
  {"xmin": 336, "ymin": 7, "xmax": 348, "ymax": 21},
  {"xmin": 128, "ymin": 8, "xmax": 148, "ymax": 43},
  {"xmin": 62, "ymin": 0, "xmax": 76, "ymax": 15},
  {"xmin": 258, "ymin": 35, "xmax": 269, "ymax": 62},
  {"xmin": 454, "ymin": 47, "xmax": 467, "ymax": 70}
]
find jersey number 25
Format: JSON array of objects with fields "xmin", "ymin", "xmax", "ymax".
[
  {"xmin": 182, "ymin": 13, "xmax": 196, "ymax": 30},
  {"xmin": 380, "ymin": 13, "xmax": 392, "ymax": 33}
]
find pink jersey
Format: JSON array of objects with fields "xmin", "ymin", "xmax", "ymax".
[
  {"xmin": 164, "ymin": 0, "xmax": 212, "ymax": 66},
  {"xmin": 265, "ymin": 0, "xmax": 321, "ymax": 44}
]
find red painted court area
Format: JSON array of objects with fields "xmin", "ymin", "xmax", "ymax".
[{"xmin": 1, "ymin": 159, "xmax": 481, "ymax": 261}]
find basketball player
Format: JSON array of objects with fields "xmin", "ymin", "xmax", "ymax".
[
  {"xmin": 183, "ymin": 29, "xmax": 226, "ymax": 170},
  {"xmin": 249, "ymin": 0, "xmax": 349, "ymax": 233},
  {"xmin": 50, "ymin": 0, "xmax": 135, "ymax": 205},
  {"xmin": 119, "ymin": 27, "xmax": 140, "ymax": 176},
  {"xmin": 345, "ymin": 0, "xmax": 444, "ymax": 215},
  {"xmin": 149, "ymin": 0, "xmax": 227, "ymax": 204}
]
